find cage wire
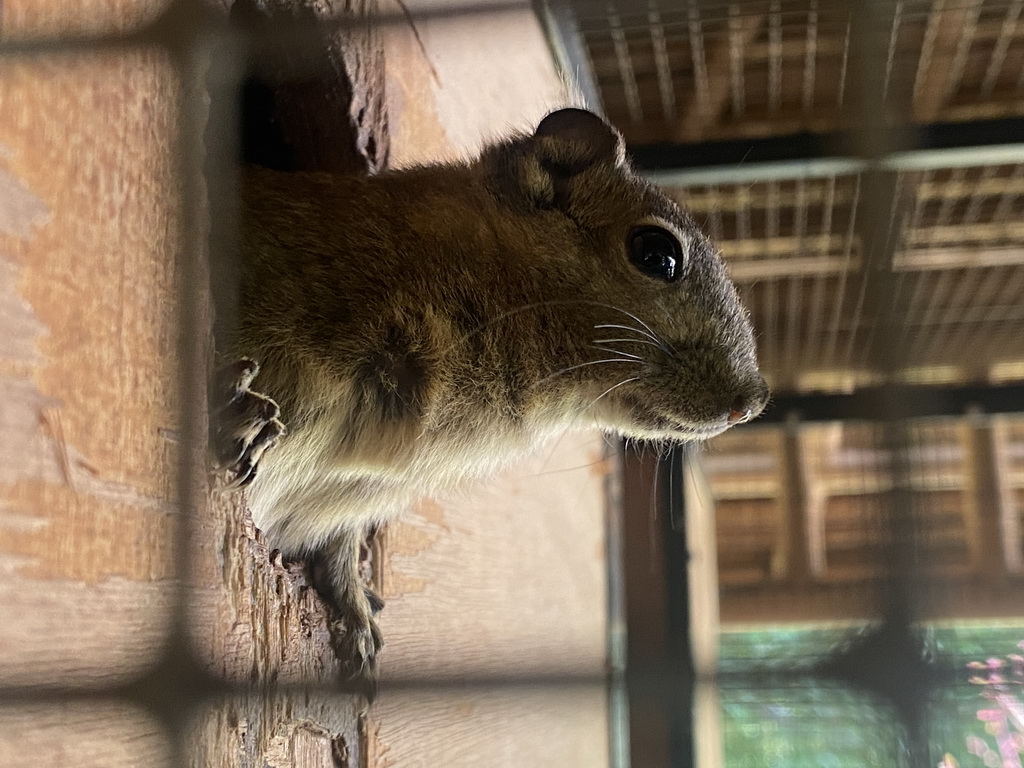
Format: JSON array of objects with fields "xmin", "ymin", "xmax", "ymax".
[{"xmin": 1, "ymin": 0, "xmax": 1024, "ymax": 767}]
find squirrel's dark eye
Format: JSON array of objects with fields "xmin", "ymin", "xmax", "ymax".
[{"xmin": 628, "ymin": 226, "xmax": 683, "ymax": 282}]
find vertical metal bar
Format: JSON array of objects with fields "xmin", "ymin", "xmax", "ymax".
[
  {"xmin": 912, "ymin": 0, "xmax": 946, "ymax": 113},
  {"xmin": 737, "ymin": 183, "xmax": 753, "ymax": 241},
  {"xmin": 801, "ymin": 0, "xmax": 819, "ymax": 113},
  {"xmin": 981, "ymin": 0, "xmax": 1023, "ymax": 97},
  {"xmin": 706, "ymin": 183, "xmax": 724, "ymax": 243},
  {"xmin": 920, "ymin": 166, "xmax": 995, "ymax": 366},
  {"xmin": 607, "ymin": 1, "xmax": 644, "ymax": 123},
  {"xmin": 824, "ymin": 173, "xmax": 861, "ymax": 368},
  {"xmin": 942, "ymin": 0, "xmax": 981, "ymax": 109},
  {"xmin": 904, "ymin": 168, "xmax": 963, "ymax": 365},
  {"xmin": 896, "ymin": 170, "xmax": 932, "ymax": 351},
  {"xmin": 803, "ymin": 175, "xmax": 832, "ymax": 372},
  {"xmin": 835, "ymin": 11, "xmax": 851, "ymax": 109},
  {"xmin": 538, "ymin": 0, "xmax": 606, "ymax": 112},
  {"xmin": 852, "ymin": 172, "xmax": 905, "ymax": 373},
  {"xmin": 727, "ymin": 2, "xmax": 746, "ymax": 118},
  {"xmin": 768, "ymin": 0, "xmax": 783, "ymax": 114},
  {"xmin": 784, "ymin": 179, "xmax": 808, "ymax": 381},
  {"xmin": 686, "ymin": 0, "xmax": 709, "ymax": 126},
  {"xmin": 840, "ymin": 234, "xmax": 872, "ymax": 371},
  {"xmin": 764, "ymin": 180, "xmax": 781, "ymax": 376},
  {"xmin": 648, "ymin": 2, "xmax": 677, "ymax": 121},
  {"xmin": 882, "ymin": 0, "xmax": 902, "ymax": 102},
  {"xmin": 844, "ymin": 0, "xmax": 932, "ymax": 762}
]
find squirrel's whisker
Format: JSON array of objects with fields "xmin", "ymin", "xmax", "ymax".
[
  {"xmin": 589, "ymin": 377, "xmax": 641, "ymax": 408},
  {"xmin": 592, "ymin": 345, "xmax": 646, "ymax": 362},
  {"xmin": 593, "ymin": 337, "xmax": 665, "ymax": 350},
  {"xmin": 534, "ymin": 357, "xmax": 641, "ymax": 388},
  {"xmin": 599, "ymin": 305, "xmax": 663, "ymax": 348},
  {"xmin": 593, "ymin": 322, "xmax": 671, "ymax": 356},
  {"xmin": 593, "ymin": 323, "xmax": 659, "ymax": 342}
]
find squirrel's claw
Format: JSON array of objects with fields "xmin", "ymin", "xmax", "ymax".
[{"xmin": 210, "ymin": 358, "xmax": 285, "ymax": 490}]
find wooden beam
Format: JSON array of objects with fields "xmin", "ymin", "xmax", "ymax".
[
  {"xmin": 722, "ymin": 233, "xmax": 846, "ymax": 259},
  {"xmin": 723, "ymin": 246, "xmax": 1024, "ymax": 282},
  {"xmin": 913, "ymin": 1, "xmax": 976, "ymax": 121},
  {"xmin": 727, "ymin": 254, "xmax": 851, "ymax": 280},
  {"xmin": 771, "ymin": 417, "xmax": 814, "ymax": 582},
  {"xmin": 720, "ymin": 223, "xmax": 1024, "ymax": 260},
  {"xmin": 896, "ymin": 247, "xmax": 1024, "ymax": 271},
  {"xmin": 684, "ymin": 456, "xmax": 720, "ymax": 676},
  {"xmin": 963, "ymin": 412, "xmax": 1016, "ymax": 576},
  {"xmin": 710, "ymin": 472, "xmax": 968, "ymax": 501},
  {"xmin": 720, "ymin": 576, "xmax": 1024, "ymax": 623},
  {"xmin": 680, "ymin": 175, "xmax": 1024, "ymax": 212},
  {"xmin": 673, "ymin": 13, "xmax": 765, "ymax": 143}
]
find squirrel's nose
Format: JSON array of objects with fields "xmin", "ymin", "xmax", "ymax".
[
  {"xmin": 726, "ymin": 379, "xmax": 769, "ymax": 425},
  {"xmin": 727, "ymin": 395, "xmax": 753, "ymax": 425}
]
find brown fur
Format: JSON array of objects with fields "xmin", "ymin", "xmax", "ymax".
[{"xmin": 222, "ymin": 109, "xmax": 768, "ymax": 687}]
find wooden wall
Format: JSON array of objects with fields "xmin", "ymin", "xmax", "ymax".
[{"xmin": 0, "ymin": 3, "xmax": 613, "ymax": 766}]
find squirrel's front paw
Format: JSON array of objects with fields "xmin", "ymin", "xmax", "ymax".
[
  {"xmin": 331, "ymin": 586, "xmax": 385, "ymax": 701},
  {"xmin": 210, "ymin": 358, "xmax": 285, "ymax": 489}
]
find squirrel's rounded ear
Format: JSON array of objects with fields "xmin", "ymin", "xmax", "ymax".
[{"xmin": 532, "ymin": 108, "xmax": 625, "ymax": 173}]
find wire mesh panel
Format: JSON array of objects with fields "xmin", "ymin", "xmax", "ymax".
[
  {"xmin": 550, "ymin": 0, "xmax": 1024, "ymax": 766},
  {"xmin": 574, "ymin": 0, "xmax": 1024, "ymax": 142},
  {"xmin": 663, "ymin": 163, "xmax": 1024, "ymax": 390},
  {"xmin": 3, "ymin": 0, "xmax": 1024, "ymax": 767}
]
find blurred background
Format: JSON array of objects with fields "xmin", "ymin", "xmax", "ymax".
[{"xmin": 1, "ymin": 0, "xmax": 1022, "ymax": 766}]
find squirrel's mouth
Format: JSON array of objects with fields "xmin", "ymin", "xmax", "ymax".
[{"xmin": 617, "ymin": 397, "xmax": 732, "ymax": 441}]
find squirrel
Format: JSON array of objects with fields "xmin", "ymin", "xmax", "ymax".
[{"xmin": 211, "ymin": 108, "xmax": 769, "ymax": 693}]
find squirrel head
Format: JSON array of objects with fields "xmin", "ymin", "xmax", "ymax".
[{"xmin": 468, "ymin": 108, "xmax": 769, "ymax": 441}]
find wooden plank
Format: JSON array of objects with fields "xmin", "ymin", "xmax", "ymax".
[
  {"xmin": 375, "ymin": 439, "xmax": 610, "ymax": 683},
  {"xmin": 367, "ymin": 686, "xmax": 609, "ymax": 768},
  {"xmin": 913, "ymin": 1, "xmax": 975, "ymax": 122},
  {"xmin": 0, "ymin": 0, "xmax": 168, "ymax": 38},
  {"xmin": 0, "ymin": 48, "xmax": 181, "ymax": 688},
  {"xmin": 681, "ymin": 176, "xmax": 1024, "ymax": 213},
  {"xmin": 0, "ymin": 703, "xmax": 170, "ymax": 768},
  {"xmin": 772, "ymin": 420, "xmax": 813, "ymax": 582},
  {"xmin": 722, "ymin": 247, "xmax": 1024, "ymax": 282},
  {"xmin": 673, "ymin": 14, "xmax": 765, "ymax": 143},
  {"xmin": 962, "ymin": 413, "xmax": 1015, "ymax": 577},
  {"xmin": 188, "ymin": 693, "xmax": 361, "ymax": 768},
  {"xmin": 0, "ymin": 12, "xmax": 366, "ymax": 768}
]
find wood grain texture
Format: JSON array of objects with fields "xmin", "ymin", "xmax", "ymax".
[
  {"xmin": 376, "ymin": 439, "xmax": 611, "ymax": 683},
  {"xmin": 0, "ymin": 49, "xmax": 181, "ymax": 687},
  {"xmin": 368, "ymin": 8, "xmax": 613, "ymax": 765},
  {"xmin": 382, "ymin": 1, "xmax": 577, "ymax": 170},
  {"xmin": 0, "ymin": 7, "xmax": 613, "ymax": 767},
  {"xmin": 189, "ymin": 693, "xmax": 360, "ymax": 768},
  {"xmin": 0, "ymin": 0, "xmax": 170, "ymax": 39},
  {"xmin": 188, "ymin": 495, "xmax": 365, "ymax": 764},
  {"xmin": 0, "ymin": 37, "xmax": 364, "ymax": 768},
  {"xmin": 0, "ymin": 703, "xmax": 172, "ymax": 768},
  {"xmin": 189, "ymin": 492, "xmax": 347, "ymax": 684},
  {"xmin": 367, "ymin": 685, "xmax": 610, "ymax": 768}
]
